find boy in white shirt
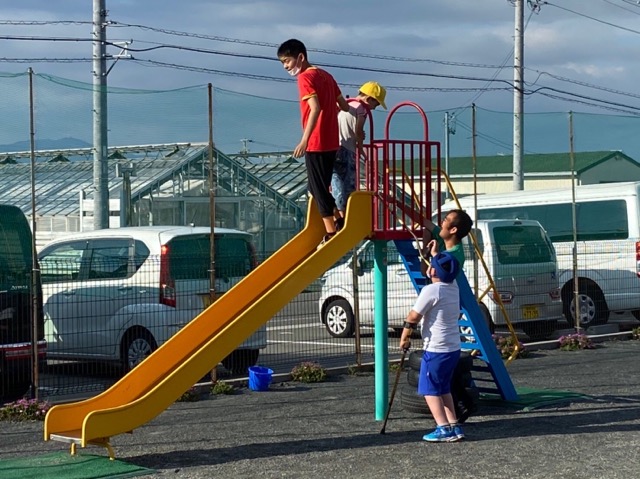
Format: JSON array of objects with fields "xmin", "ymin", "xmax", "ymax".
[
  {"xmin": 399, "ymin": 250, "xmax": 463, "ymax": 442},
  {"xmin": 331, "ymin": 81, "xmax": 386, "ymax": 230}
]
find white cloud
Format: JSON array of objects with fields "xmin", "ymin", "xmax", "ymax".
[{"xmin": 1, "ymin": 1, "xmax": 640, "ymax": 156}]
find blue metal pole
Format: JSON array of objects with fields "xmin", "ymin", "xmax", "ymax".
[{"xmin": 373, "ymin": 239, "xmax": 388, "ymax": 420}]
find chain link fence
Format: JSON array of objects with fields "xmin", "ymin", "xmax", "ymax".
[{"xmin": 2, "ymin": 70, "xmax": 640, "ymax": 404}]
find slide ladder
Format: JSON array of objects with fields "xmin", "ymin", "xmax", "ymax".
[{"xmin": 394, "ymin": 239, "xmax": 518, "ymax": 401}]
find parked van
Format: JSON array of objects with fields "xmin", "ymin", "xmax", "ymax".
[
  {"xmin": 0, "ymin": 205, "xmax": 45, "ymax": 401},
  {"xmin": 439, "ymin": 181, "xmax": 640, "ymax": 328},
  {"xmin": 38, "ymin": 226, "xmax": 266, "ymax": 374},
  {"xmin": 461, "ymin": 219, "xmax": 563, "ymax": 339},
  {"xmin": 318, "ymin": 219, "xmax": 562, "ymax": 339}
]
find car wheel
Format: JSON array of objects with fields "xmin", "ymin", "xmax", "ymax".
[
  {"xmin": 122, "ymin": 330, "xmax": 157, "ymax": 373},
  {"xmin": 323, "ymin": 299, "xmax": 354, "ymax": 338},
  {"xmin": 221, "ymin": 349, "xmax": 260, "ymax": 375},
  {"xmin": 563, "ymin": 281, "xmax": 609, "ymax": 327},
  {"xmin": 520, "ymin": 320, "xmax": 558, "ymax": 341}
]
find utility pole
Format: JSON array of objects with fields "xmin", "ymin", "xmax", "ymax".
[
  {"xmin": 92, "ymin": 0, "xmax": 109, "ymax": 229},
  {"xmin": 512, "ymin": 0, "xmax": 524, "ymax": 191}
]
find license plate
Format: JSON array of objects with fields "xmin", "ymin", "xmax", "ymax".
[{"xmin": 522, "ymin": 305, "xmax": 539, "ymax": 320}]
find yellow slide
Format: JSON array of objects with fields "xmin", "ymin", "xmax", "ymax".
[{"xmin": 44, "ymin": 192, "xmax": 372, "ymax": 453}]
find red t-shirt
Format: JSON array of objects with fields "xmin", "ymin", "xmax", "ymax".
[{"xmin": 297, "ymin": 67, "xmax": 342, "ymax": 152}]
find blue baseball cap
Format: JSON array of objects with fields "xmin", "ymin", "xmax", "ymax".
[{"xmin": 431, "ymin": 252, "xmax": 459, "ymax": 283}]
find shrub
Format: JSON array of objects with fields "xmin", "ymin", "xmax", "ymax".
[
  {"xmin": 492, "ymin": 334, "xmax": 529, "ymax": 359},
  {"xmin": 0, "ymin": 398, "xmax": 51, "ymax": 421},
  {"xmin": 558, "ymin": 333, "xmax": 595, "ymax": 351},
  {"xmin": 211, "ymin": 381, "xmax": 235, "ymax": 395},
  {"xmin": 291, "ymin": 361, "xmax": 327, "ymax": 383},
  {"xmin": 389, "ymin": 362, "xmax": 403, "ymax": 373},
  {"xmin": 177, "ymin": 387, "xmax": 201, "ymax": 402},
  {"xmin": 632, "ymin": 327, "xmax": 640, "ymax": 340}
]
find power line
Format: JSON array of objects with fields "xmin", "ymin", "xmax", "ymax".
[
  {"xmin": 527, "ymin": 68, "xmax": 640, "ymax": 101},
  {"xmin": 0, "ymin": 35, "xmax": 93, "ymax": 42},
  {"xmin": 0, "ymin": 57, "xmax": 91, "ymax": 63},
  {"xmin": 8, "ymin": 26, "xmax": 637, "ymax": 107},
  {"xmin": 601, "ymin": 0, "xmax": 640, "ymax": 15},
  {"xmin": 130, "ymin": 58, "xmax": 511, "ymax": 93},
  {"xmin": 537, "ymin": 91, "xmax": 640, "ymax": 116},
  {"xmin": 109, "ymin": 21, "xmax": 507, "ymax": 69},
  {"xmin": 3, "ymin": 20, "xmax": 640, "ymax": 114},
  {"xmin": 0, "ymin": 34, "xmax": 520, "ymax": 88},
  {"xmin": 543, "ymin": 1, "xmax": 640, "ymax": 34},
  {"xmin": 0, "ymin": 20, "xmax": 92, "ymax": 25}
]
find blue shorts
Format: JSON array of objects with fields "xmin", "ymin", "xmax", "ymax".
[{"xmin": 417, "ymin": 350, "xmax": 461, "ymax": 396}]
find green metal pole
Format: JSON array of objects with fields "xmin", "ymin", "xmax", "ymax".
[{"xmin": 373, "ymin": 240, "xmax": 389, "ymax": 420}]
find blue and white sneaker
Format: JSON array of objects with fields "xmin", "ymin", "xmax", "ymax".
[
  {"xmin": 422, "ymin": 425, "xmax": 457, "ymax": 442},
  {"xmin": 451, "ymin": 424, "xmax": 465, "ymax": 441}
]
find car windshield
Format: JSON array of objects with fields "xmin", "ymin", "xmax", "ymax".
[
  {"xmin": 0, "ymin": 210, "xmax": 32, "ymax": 288},
  {"xmin": 492, "ymin": 225, "xmax": 554, "ymax": 265}
]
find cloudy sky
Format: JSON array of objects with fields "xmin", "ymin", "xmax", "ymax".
[{"xmin": 2, "ymin": 1, "xmax": 640, "ymax": 155}]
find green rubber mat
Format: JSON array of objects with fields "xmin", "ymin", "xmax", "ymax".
[
  {"xmin": 0, "ymin": 452, "xmax": 154, "ymax": 479},
  {"xmin": 480, "ymin": 386, "xmax": 591, "ymax": 411}
]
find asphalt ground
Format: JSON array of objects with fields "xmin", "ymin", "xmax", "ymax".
[{"xmin": 2, "ymin": 338, "xmax": 640, "ymax": 479}]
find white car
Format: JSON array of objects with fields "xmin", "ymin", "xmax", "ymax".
[
  {"xmin": 319, "ymin": 241, "xmax": 417, "ymax": 337},
  {"xmin": 319, "ymin": 219, "xmax": 563, "ymax": 340},
  {"xmin": 38, "ymin": 226, "xmax": 267, "ymax": 373}
]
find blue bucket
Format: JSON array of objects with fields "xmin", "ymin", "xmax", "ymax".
[{"xmin": 248, "ymin": 366, "xmax": 273, "ymax": 391}]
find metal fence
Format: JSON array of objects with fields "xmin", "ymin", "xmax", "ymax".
[{"xmin": 2, "ymin": 236, "xmax": 640, "ymax": 405}]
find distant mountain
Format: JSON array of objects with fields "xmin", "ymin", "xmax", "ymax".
[{"xmin": 0, "ymin": 137, "xmax": 92, "ymax": 153}]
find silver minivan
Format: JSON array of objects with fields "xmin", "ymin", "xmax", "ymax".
[
  {"xmin": 318, "ymin": 219, "xmax": 562, "ymax": 340},
  {"xmin": 38, "ymin": 226, "xmax": 267, "ymax": 373}
]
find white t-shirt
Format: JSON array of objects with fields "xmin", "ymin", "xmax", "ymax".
[
  {"xmin": 338, "ymin": 99, "xmax": 367, "ymax": 152},
  {"xmin": 412, "ymin": 281, "xmax": 460, "ymax": 353}
]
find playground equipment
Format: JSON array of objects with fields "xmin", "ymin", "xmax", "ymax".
[
  {"xmin": 44, "ymin": 101, "xmax": 517, "ymax": 458},
  {"xmin": 358, "ymin": 101, "xmax": 518, "ymax": 407}
]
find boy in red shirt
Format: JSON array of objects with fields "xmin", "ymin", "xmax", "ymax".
[{"xmin": 277, "ymin": 38, "xmax": 349, "ymax": 247}]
